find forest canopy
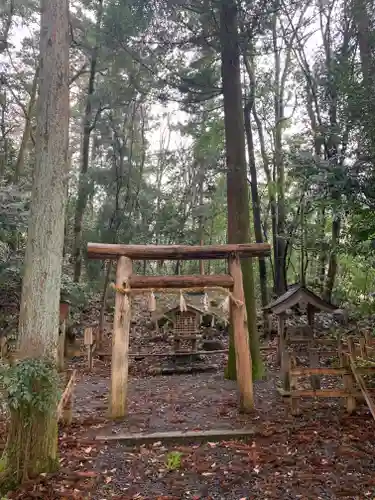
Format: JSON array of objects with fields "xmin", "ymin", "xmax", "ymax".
[{"xmin": 1, "ymin": 0, "xmax": 375, "ymax": 316}]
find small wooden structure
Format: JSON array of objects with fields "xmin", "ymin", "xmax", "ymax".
[
  {"xmin": 87, "ymin": 242, "xmax": 271, "ymax": 418},
  {"xmin": 57, "ymin": 369, "xmax": 76, "ymax": 426},
  {"xmin": 285, "ymin": 333, "xmax": 375, "ymax": 419},
  {"xmin": 265, "ymin": 283, "xmax": 337, "ymax": 316},
  {"xmin": 0, "ymin": 334, "xmax": 7, "ymax": 359},
  {"xmin": 58, "ymin": 299, "xmax": 70, "ymax": 371},
  {"xmin": 84, "ymin": 327, "xmax": 94, "ymax": 370},
  {"xmin": 154, "ymin": 304, "xmax": 201, "ymax": 331},
  {"xmin": 264, "ymin": 284, "xmax": 338, "ymax": 391},
  {"xmin": 153, "ymin": 304, "xmax": 207, "ymax": 353}
]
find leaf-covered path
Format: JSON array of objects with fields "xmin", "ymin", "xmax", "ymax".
[{"xmin": 3, "ymin": 357, "xmax": 375, "ymax": 499}]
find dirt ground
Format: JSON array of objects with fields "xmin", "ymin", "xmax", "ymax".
[
  {"xmin": 2, "ymin": 346, "xmax": 375, "ymax": 500},
  {"xmin": 2, "ymin": 303, "xmax": 375, "ymax": 499}
]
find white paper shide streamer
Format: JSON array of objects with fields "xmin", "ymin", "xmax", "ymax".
[
  {"xmin": 203, "ymin": 292, "xmax": 209, "ymax": 312},
  {"xmin": 122, "ymin": 294, "xmax": 130, "ymax": 313},
  {"xmin": 179, "ymin": 290, "xmax": 187, "ymax": 312},
  {"xmin": 148, "ymin": 289, "xmax": 156, "ymax": 312},
  {"xmin": 220, "ymin": 296, "xmax": 230, "ymax": 314}
]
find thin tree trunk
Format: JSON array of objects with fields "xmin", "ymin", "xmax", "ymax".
[
  {"xmin": 97, "ymin": 261, "xmax": 112, "ymax": 350},
  {"xmin": 220, "ymin": 0, "xmax": 262, "ymax": 380},
  {"xmin": 246, "ymin": 60, "xmax": 277, "ymax": 291},
  {"xmin": 14, "ymin": 65, "xmax": 39, "ymax": 182},
  {"xmin": 300, "ymin": 200, "xmax": 306, "ymax": 286},
  {"xmin": 244, "ymin": 100, "xmax": 268, "ymax": 308},
  {"xmin": 0, "ymin": 92, "xmax": 8, "ymax": 177},
  {"xmin": 272, "ymin": 10, "xmax": 287, "ymax": 295},
  {"xmin": 1, "ymin": 0, "xmax": 69, "ymax": 487},
  {"xmin": 0, "ymin": 0, "xmax": 14, "ymax": 54},
  {"xmin": 351, "ymin": 0, "xmax": 375, "ymax": 96},
  {"xmin": 323, "ymin": 217, "xmax": 340, "ymax": 302},
  {"xmin": 73, "ymin": 0, "xmax": 103, "ymax": 282},
  {"xmin": 198, "ymin": 170, "xmax": 205, "ymax": 275},
  {"xmin": 319, "ymin": 0, "xmax": 341, "ymax": 301},
  {"xmin": 352, "ymin": 0, "xmax": 375, "ymax": 156},
  {"xmin": 318, "ymin": 208, "xmax": 326, "ymax": 291}
]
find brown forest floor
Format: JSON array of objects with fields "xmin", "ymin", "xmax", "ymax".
[
  {"xmin": 2, "ymin": 355, "xmax": 375, "ymax": 499},
  {"xmin": 1, "ymin": 300, "xmax": 375, "ymax": 499}
]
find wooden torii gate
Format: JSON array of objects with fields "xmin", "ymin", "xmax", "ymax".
[{"xmin": 87, "ymin": 243, "xmax": 271, "ymax": 418}]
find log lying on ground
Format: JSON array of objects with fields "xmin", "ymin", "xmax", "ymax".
[
  {"xmin": 97, "ymin": 350, "xmax": 228, "ymax": 358},
  {"xmin": 148, "ymin": 364, "xmax": 219, "ymax": 375}
]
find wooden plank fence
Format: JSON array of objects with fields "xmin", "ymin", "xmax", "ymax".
[{"xmin": 281, "ymin": 333, "xmax": 375, "ymax": 419}]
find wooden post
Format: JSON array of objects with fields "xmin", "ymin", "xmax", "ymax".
[
  {"xmin": 289, "ymin": 355, "xmax": 300, "ymax": 415},
  {"xmin": 348, "ymin": 336, "xmax": 356, "ymax": 360},
  {"xmin": 277, "ymin": 314, "xmax": 286, "ymax": 367},
  {"xmin": 61, "ymin": 370, "xmax": 74, "ymax": 426},
  {"xmin": 304, "ymin": 309, "xmax": 320, "ymax": 390},
  {"xmin": 277, "ymin": 315, "xmax": 285, "ymax": 366},
  {"xmin": 341, "ymin": 338, "xmax": 356, "ymax": 414},
  {"xmin": 281, "ymin": 349, "xmax": 290, "ymax": 392},
  {"xmin": 57, "ymin": 320, "xmax": 66, "ymax": 372},
  {"xmin": 228, "ymin": 254, "xmax": 253, "ymax": 412},
  {"xmin": 191, "ymin": 337, "xmax": 197, "ymax": 352},
  {"xmin": 0, "ymin": 335, "xmax": 7, "ymax": 359},
  {"xmin": 309, "ymin": 347, "xmax": 321, "ymax": 390},
  {"xmin": 84, "ymin": 327, "xmax": 94, "ymax": 371},
  {"xmin": 58, "ymin": 301, "xmax": 70, "ymax": 372},
  {"xmin": 359, "ymin": 336, "xmax": 367, "ymax": 359},
  {"xmin": 307, "ymin": 305, "xmax": 315, "ymax": 331},
  {"xmin": 364, "ymin": 330, "xmax": 371, "ymax": 346},
  {"xmin": 264, "ymin": 311, "xmax": 271, "ymax": 339},
  {"xmin": 307, "ymin": 329, "xmax": 320, "ymax": 391},
  {"xmin": 173, "ymin": 337, "xmax": 181, "ymax": 353},
  {"xmin": 111, "ymin": 256, "xmax": 132, "ymax": 418}
]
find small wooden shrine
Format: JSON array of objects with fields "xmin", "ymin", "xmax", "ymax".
[
  {"xmin": 264, "ymin": 283, "xmax": 337, "ymax": 316},
  {"xmin": 153, "ymin": 304, "xmax": 204, "ymax": 331},
  {"xmin": 265, "ymin": 283, "xmax": 338, "ymax": 342},
  {"xmin": 264, "ymin": 284, "xmax": 338, "ymax": 391},
  {"xmin": 153, "ymin": 304, "xmax": 206, "ymax": 353}
]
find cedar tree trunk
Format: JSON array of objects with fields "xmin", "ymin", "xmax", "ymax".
[
  {"xmin": 0, "ymin": 0, "xmax": 69, "ymax": 488},
  {"xmin": 220, "ymin": 0, "xmax": 263, "ymax": 380}
]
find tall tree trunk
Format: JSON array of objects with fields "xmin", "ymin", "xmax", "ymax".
[
  {"xmin": 198, "ymin": 169, "xmax": 205, "ymax": 274},
  {"xmin": 317, "ymin": 208, "xmax": 326, "ymax": 291},
  {"xmin": 323, "ymin": 216, "xmax": 340, "ymax": 302},
  {"xmin": 220, "ymin": 0, "xmax": 263, "ymax": 380},
  {"xmin": 98, "ymin": 261, "xmax": 112, "ymax": 350},
  {"xmin": 245, "ymin": 58, "xmax": 277, "ymax": 292},
  {"xmin": 352, "ymin": 0, "xmax": 375, "ymax": 156},
  {"xmin": 272, "ymin": 11, "xmax": 287, "ymax": 295},
  {"xmin": 244, "ymin": 100, "xmax": 268, "ymax": 309},
  {"xmin": 73, "ymin": 0, "xmax": 103, "ymax": 282},
  {"xmin": 300, "ymin": 200, "xmax": 306, "ymax": 286},
  {"xmin": 14, "ymin": 65, "xmax": 39, "ymax": 182},
  {"xmin": 1, "ymin": 0, "xmax": 69, "ymax": 488},
  {"xmin": 0, "ymin": 0, "xmax": 14, "ymax": 54},
  {"xmin": 320, "ymin": 1, "xmax": 341, "ymax": 301},
  {"xmin": 0, "ymin": 92, "xmax": 8, "ymax": 177}
]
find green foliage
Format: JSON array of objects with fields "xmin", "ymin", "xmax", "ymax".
[
  {"xmin": 332, "ymin": 254, "xmax": 375, "ymax": 315},
  {"xmin": 0, "ymin": 358, "xmax": 60, "ymax": 417},
  {"xmin": 60, "ymin": 273, "xmax": 90, "ymax": 307},
  {"xmin": 165, "ymin": 451, "xmax": 182, "ymax": 471}
]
